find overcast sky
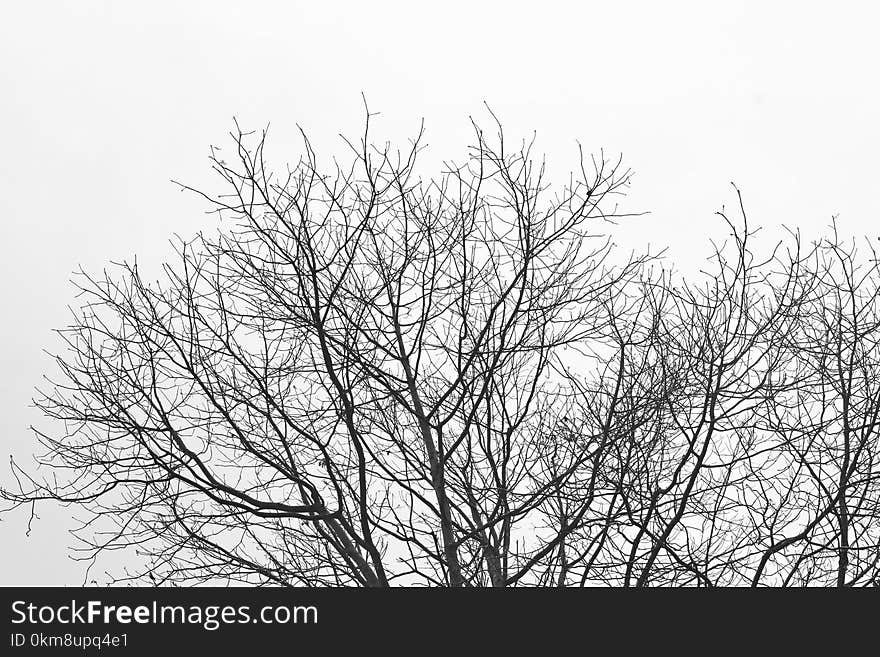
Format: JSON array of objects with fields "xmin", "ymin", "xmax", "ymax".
[{"xmin": 2, "ymin": 1, "xmax": 879, "ymax": 585}]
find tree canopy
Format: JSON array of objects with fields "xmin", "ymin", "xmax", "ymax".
[{"xmin": 4, "ymin": 112, "xmax": 879, "ymax": 587}]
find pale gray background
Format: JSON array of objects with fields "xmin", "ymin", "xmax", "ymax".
[{"xmin": 1, "ymin": 0, "xmax": 878, "ymax": 585}]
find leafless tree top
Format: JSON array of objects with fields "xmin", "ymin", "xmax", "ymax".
[{"xmin": 4, "ymin": 110, "xmax": 879, "ymax": 587}]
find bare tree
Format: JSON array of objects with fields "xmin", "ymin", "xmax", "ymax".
[
  {"xmin": 543, "ymin": 195, "xmax": 821, "ymax": 586},
  {"xmin": 750, "ymin": 224, "xmax": 880, "ymax": 586},
  {"xmin": 4, "ymin": 111, "xmax": 878, "ymax": 587},
  {"xmin": 2, "ymin": 109, "xmax": 643, "ymax": 586}
]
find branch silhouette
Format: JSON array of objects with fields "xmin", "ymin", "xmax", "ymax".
[{"xmin": 3, "ymin": 111, "xmax": 879, "ymax": 587}]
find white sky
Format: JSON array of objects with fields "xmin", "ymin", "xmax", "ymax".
[{"xmin": 1, "ymin": 0, "xmax": 878, "ymax": 584}]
